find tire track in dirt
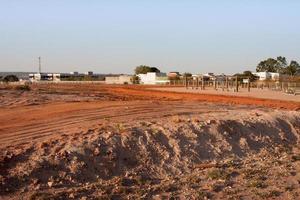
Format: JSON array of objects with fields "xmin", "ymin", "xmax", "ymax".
[{"xmin": 1, "ymin": 101, "xmax": 231, "ymax": 146}]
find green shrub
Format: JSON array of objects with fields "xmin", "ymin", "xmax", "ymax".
[{"xmin": 3, "ymin": 75, "xmax": 19, "ymax": 82}]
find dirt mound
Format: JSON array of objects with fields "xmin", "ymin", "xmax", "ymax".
[{"xmin": 1, "ymin": 110, "xmax": 300, "ymax": 199}]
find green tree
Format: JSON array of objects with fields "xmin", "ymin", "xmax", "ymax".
[
  {"xmin": 256, "ymin": 58, "xmax": 279, "ymax": 72},
  {"xmin": 183, "ymin": 72, "xmax": 192, "ymax": 77},
  {"xmin": 131, "ymin": 75, "xmax": 140, "ymax": 84},
  {"xmin": 276, "ymin": 56, "xmax": 288, "ymax": 73},
  {"xmin": 242, "ymin": 71, "xmax": 259, "ymax": 81},
  {"xmin": 285, "ymin": 60, "xmax": 300, "ymax": 76},
  {"xmin": 134, "ymin": 65, "xmax": 160, "ymax": 74},
  {"xmin": 233, "ymin": 71, "xmax": 259, "ymax": 82},
  {"xmin": 3, "ymin": 75, "xmax": 19, "ymax": 82}
]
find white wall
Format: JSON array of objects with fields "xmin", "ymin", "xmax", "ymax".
[
  {"xmin": 105, "ymin": 75, "xmax": 132, "ymax": 84},
  {"xmin": 138, "ymin": 72, "xmax": 169, "ymax": 85},
  {"xmin": 138, "ymin": 72, "xmax": 157, "ymax": 84},
  {"xmin": 253, "ymin": 72, "xmax": 280, "ymax": 81}
]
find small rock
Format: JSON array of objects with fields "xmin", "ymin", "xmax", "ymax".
[
  {"xmin": 206, "ymin": 120, "xmax": 211, "ymax": 125},
  {"xmin": 254, "ymin": 112, "xmax": 261, "ymax": 117},
  {"xmin": 93, "ymin": 147, "xmax": 100, "ymax": 156},
  {"xmin": 59, "ymin": 171, "xmax": 67, "ymax": 178},
  {"xmin": 34, "ymin": 184, "xmax": 40, "ymax": 190},
  {"xmin": 239, "ymin": 137, "xmax": 249, "ymax": 149},
  {"xmin": 32, "ymin": 179, "xmax": 39, "ymax": 185},
  {"xmin": 47, "ymin": 181, "xmax": 54, "ymax": 187},
  {"xmin": 39, "ymin": 142, "xmax": 48, "ymax": 148},
  {"xmin": 69, "ymin": 193, "xmax": 75, "ymax": 198}
]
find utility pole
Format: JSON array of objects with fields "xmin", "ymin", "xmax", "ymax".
[{"xmin": 38, "ymin": 57, "xmax": 41, "ymax": 73}]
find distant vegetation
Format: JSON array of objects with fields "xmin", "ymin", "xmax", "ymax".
[
  {"xmin": 130, "ymin": 75, "xmax": 140, "ymax": 84},
  {"xmin": 60, "ymin": 76, "xmax": 105, "ymax": 81},
  {"xmin": 183, "ymin": 72, "xmax": 192, "ymax": 77},
  {"xmin": 134, "ymin": 65, "xmax": 160, "ymax": 74},
  {"xmin": 2, "ymin": 75, "xmax": 19, "ymax": 82},
  {"xmin": 256, "ymin": 56, "xmax": 300, "ymax": 76},
  {"xmin": 233, "ymin": 71, "xmax": 259, "ymax": 82}
]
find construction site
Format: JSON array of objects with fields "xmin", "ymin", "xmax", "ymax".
[{"xmin": 0, "ymin": 83, "xmax": 300, "ymax": 199}]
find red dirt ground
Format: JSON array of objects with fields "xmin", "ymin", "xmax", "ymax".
[
  {"xmin": 0, "ymin": 84, "xmax": 299, "ymax": 148},
  {"xmin": 107, "ymin": 85, "xmax": 300, "ymax": 110}
]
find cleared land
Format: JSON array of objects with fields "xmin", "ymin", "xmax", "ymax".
[
  {"xmin": 1, "ymin": 84, "xmax": 300, "ymax": 199},
  {"xmin": 152, "ymin": 87, "xmax": 300, "ymax": 102}
]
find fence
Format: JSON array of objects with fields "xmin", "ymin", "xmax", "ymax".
[{"xmin": 167, "ymin": 78, "xmax": 300, "ymax": 94}]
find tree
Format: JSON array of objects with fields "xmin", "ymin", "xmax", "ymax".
[
  {"xmin": 233, "ymin": 71, "xmax": 259, "ymax": 82},
  {"xmin": 256, "ymin": 56, "xmax": 300, "ymax": 76},
  {"xmin": 183, "ymin": 72, "xmax": 192, "ymax": 77},
  {"xmin": 276, "ymin": 56, "xmax": 288, "ymax": 73},
  {"xmin": 134, "ymin": 65, "xmax": 160, "ymax": 74},
  {"xmin": 150, "ymin": 67, "xmax": 160, "ymax": 73},
  {"xmin": 131, "ymin": 75, "xmax": 140, "ymax": 84},
  {"xmin": 242, "ymin": 71, "xmax": 259, "ymax": 81},
  {"xmin": 3, "ymin": 75, "xmax": 19, "ymax": 82},
  {"xmin": 285, "ymin": 60, "xmax": 300, "ymax": 76},
  {"xmin": 256, "ymin": 58, "xmax": 279, "ymax": 72}
]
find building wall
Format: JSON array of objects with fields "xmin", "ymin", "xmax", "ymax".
[
  {"xmin": 253, "ymin": 72, "xmax": 280, "ymax": 81},
  {"xmin": 29, "ymin": 73, "xmax": 61, "ymax": 82},
  {"xmin": 105, "ymin": 75, "xmax": 132, "ymax": 84},
  {"xmin": 138, "ymin": 72, "xmax": 169, "ymax": 85}
]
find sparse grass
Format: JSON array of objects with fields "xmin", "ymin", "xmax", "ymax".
[
  {"xmin": 242, "ymin": 168, "xmax": 266, "ymax": 179},
  {"xmin": 115, "ymin": 123, "xmax": 125, "ymax": 132},
  {"xmin": 172, "ymin": 115, "xmax": 182, "ymax": 123},
  {"xmin": 197, "ymin": 190, "xmax": 211, "ymax": 199},
  {"xmin": 29, "ymin": 192, "xmax": 53, "ymax": 200},
  {"xmin": 254, "ymin": 190, "xmax": 281, "ymax": 199},
  {"xmin": 150, "ymin": 127, "xmax": 160, "ymax": 134},
  {"xmin": 291, "ymin": 155, "xmax": 300, "ymax": 162},
  {"xmin": 207, "ymin": 168, "xmax": 229, "ymax": 180},
  {"xmin": 285, "ymin": 185, "xmax": 294, "ymax": 192},
  {"xmin": 247, "ymin": 180, "xmax": 267, "ymax": 189}
]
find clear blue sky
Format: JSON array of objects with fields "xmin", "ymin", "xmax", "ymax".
[{"xmin": 0, "ymin": 0, "xmax": 299, "ymax": 74}]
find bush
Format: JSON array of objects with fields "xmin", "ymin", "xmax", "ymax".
[{"xmin": 3, "ymin": 75, "xmax": 19, "ymax": 82}]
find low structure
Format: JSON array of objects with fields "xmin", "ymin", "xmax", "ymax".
[
  {"xmin": 253, "ymin": 72, "xmax": 280, "ymax": 81},
  {"xmin": 105, "ymin": 75, "xmax": 133, "ymax": 84},
  {"xmin": 168, "ymin": 72, "xmax": 180, "ymax": 79},
  {"xmin": 29, "ymin": 71, "xmax": 104, "ymax": 82},
  {"xmin": 29, "ymin": 73, "xmax": 61, "ymax": 82},
  {"xmin": 138, "ymin": 72, "xmax": 170, "ymax": 85}
]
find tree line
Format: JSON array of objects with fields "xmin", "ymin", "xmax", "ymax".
[{"xmin": 256, "ymin": 56, "xmax": 300, "ymax": 76}]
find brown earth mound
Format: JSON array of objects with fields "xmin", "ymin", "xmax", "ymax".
[{"xmin": 1, "ymin": 108, "xmax": 300, "ymax": 199}]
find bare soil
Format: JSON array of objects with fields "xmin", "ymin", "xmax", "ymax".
[{"xmin": 1, "ymin": 84, "xmax": 300, "ymax": 199}]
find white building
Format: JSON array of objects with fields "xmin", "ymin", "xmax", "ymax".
[
  {"xmin": 29, "ymin": 73, "xmax": 61, "ymax": 82},
  {"xmin": 253, "ymin": 72, "xmax": 280, "ymax": 81},
  {"xmin": 105, "ymin": 75, "xmax": 133, "ymax": 84},
  {"xmin": 138, "ymin": 72, "xmax": 170, "ymax": 85}
]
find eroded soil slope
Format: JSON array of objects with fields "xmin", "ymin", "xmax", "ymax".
[{"xmin": 1, "ymin": 107, "xmax": 300, "ymax": 199}]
